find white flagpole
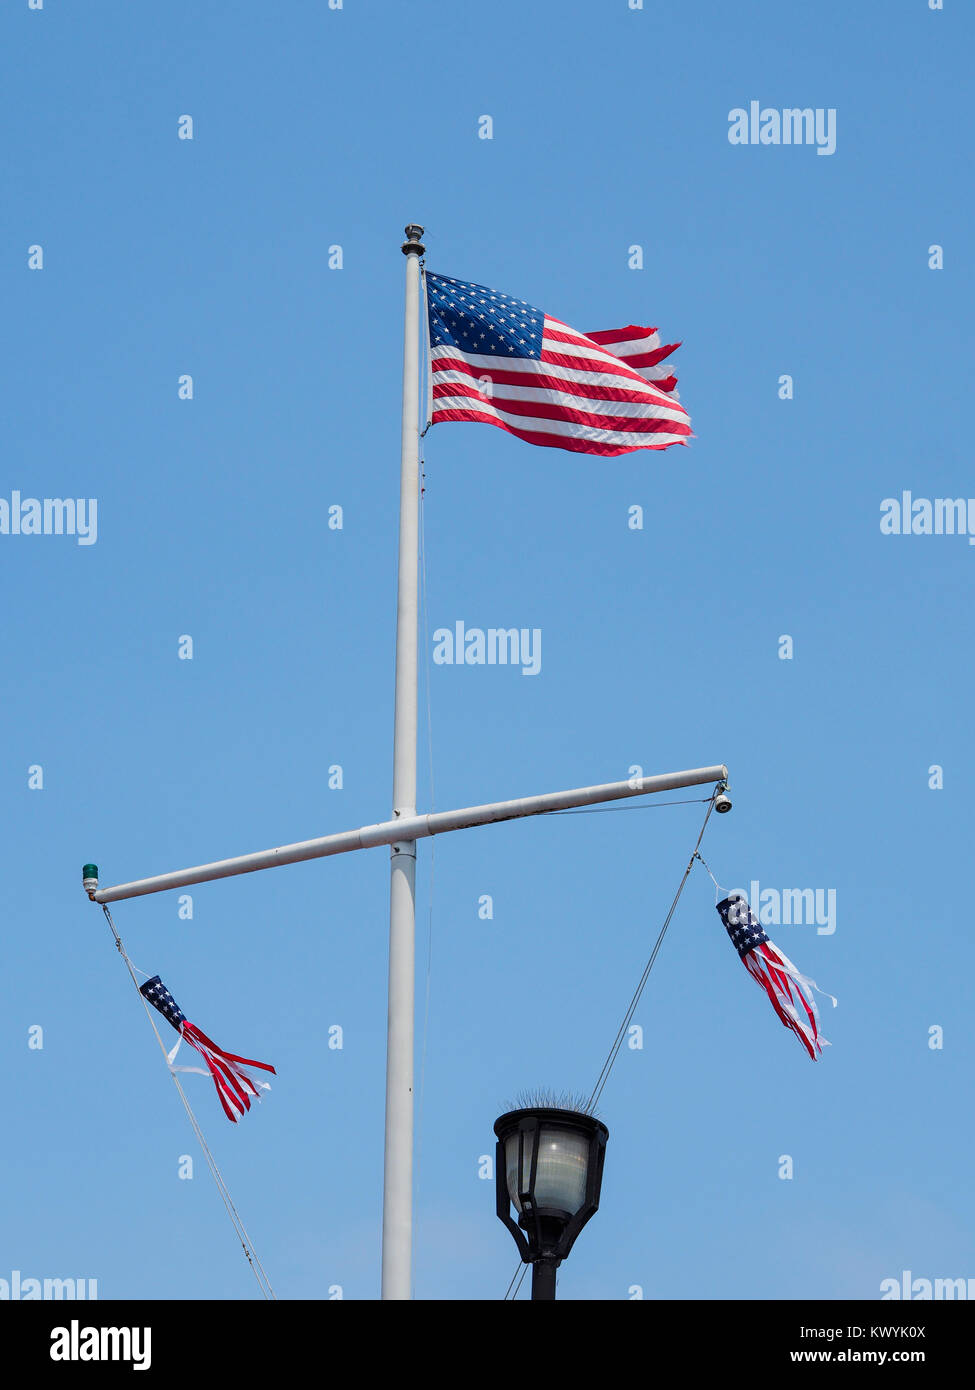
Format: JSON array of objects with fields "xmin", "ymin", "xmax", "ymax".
[{"xmin": 382, "ymin": 224, "xmax": 425, "ymax": 1300}]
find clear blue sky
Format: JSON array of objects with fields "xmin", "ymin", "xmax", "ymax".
[{"xmin": 4, "ymin": 0, "xmax": 972, "ymax": 1300}]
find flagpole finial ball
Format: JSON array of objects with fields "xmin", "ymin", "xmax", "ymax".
[
  {"xmin": 82, "ymin": 864, "xmax": 99, "ymax": 896},
  {"xmin": 402, "ymin": 224, "xmax": 426, "ymax": 256}
]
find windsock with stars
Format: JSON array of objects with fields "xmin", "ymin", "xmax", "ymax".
[
  {"xmin": 716, "ymin": 893, "xmax": 835, "ymax": 1060},
  {"xmin": 139, "ymin": 975, "xmax": 276, "ymax": 1122}
]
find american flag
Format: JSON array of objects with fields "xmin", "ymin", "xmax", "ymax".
[
  {"xmin": 425, "ymin": 272, "xmax": 691, "ymax": 457},
  {"xmin": 140, "ymin": 975, "xmax": 276, "ymax": 1123},
  {"xmin": 716, "ymin": 894, "xmax": 834, "ymax": 1061}
]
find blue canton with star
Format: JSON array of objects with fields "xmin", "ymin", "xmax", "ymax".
[
  {"xmin": 139, "ymin": 975, "xmax": 186, "ymax": 1029},
  {"xmin": 716, "ymin": 894, "xmax": 770, "ymax": 958},
  {"xmin": 426, "ymin": 273, "xmax": 544, "ymax": 359}
]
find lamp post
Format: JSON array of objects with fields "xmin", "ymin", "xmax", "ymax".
[{"xmin": 494, "ymin": 1106, "xmax": 609, "ymax": 1300}]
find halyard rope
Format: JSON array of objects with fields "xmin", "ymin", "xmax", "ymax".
[
  {"xmin": 413, "ymin": 462, "xmax": 438, "ymax": 1297},
  {"xmin": 503, "ymin": 788, "xmax": 721, "ymax": 1298},
  {"xmin": 586, "ymin": 793, "xmax": 718, "ymax": 1111}
]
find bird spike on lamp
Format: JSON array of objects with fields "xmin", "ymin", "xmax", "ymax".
[{"xmin": 494, "ymin": 1099, "xmax": 609, "ymax": 1300}]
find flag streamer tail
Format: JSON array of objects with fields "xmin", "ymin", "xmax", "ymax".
[
  {"xmin": 744, "ymin": 941, "xmax": 831, "ymax": 1060},
  {"xmin": 179, "ymin": 1021, "xmax": 275, "ymax": 1124}
]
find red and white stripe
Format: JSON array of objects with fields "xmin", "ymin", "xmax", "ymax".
[
  {"xmin": 430, "ymin": 315, "xmax": 692, "ymax": 458},
  {"xmin": 584, "ymin": 325, "xmax": 682, "ymax": 397},
  {"xmin": 743, "ymin": 941, "xmax": 832, "ymax": 1061},
  {"xmin": 179, "ymin": 1020, "xmax": 276, "ymax": 1123}
]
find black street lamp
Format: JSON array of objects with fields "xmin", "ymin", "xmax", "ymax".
[{"xmin": 494, "ymin": 1105, "xmax": 609, "ymax": 1300}]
